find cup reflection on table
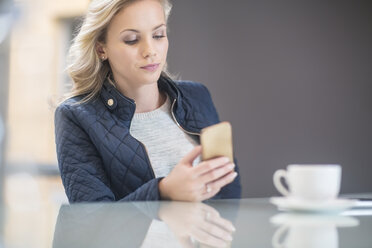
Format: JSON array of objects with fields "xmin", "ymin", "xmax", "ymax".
[
  {"xmin": 158, "ymin": 201, "xmax": 235, "ymax": 248},
  {"xmin": 270, "ymin": 213, "xmax": 359, "ymax": 248}
]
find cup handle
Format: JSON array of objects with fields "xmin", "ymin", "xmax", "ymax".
[
  {"xmin": 273, "ymin": 169, "xmax": 290, "ymax": 196},
  {"xmin": 272, "ymin": 225, "xmax": 289, "ymax": 248}
]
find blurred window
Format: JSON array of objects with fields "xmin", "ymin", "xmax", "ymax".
[{"xmin": 58, "ymin": 17, "xmax": 82, "ymax": 96}]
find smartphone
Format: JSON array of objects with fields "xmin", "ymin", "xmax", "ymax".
[{"xmin": 200, "ymin": 122, "xmax": 234, "ymax": 162}]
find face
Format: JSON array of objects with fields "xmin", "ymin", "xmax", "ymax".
[{"xmin": 98, "ymin": 0, "xmax": 168, "ymax": 90}]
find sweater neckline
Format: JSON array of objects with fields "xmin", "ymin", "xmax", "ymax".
[{"xmin": 132, "ymin": 95, "xmax": 170, "ymax": 120}]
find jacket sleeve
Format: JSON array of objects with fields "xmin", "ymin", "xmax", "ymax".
[
  {"xmin": 55, "ymin": 104, "xmax": 162, "ymax": 203},
  {"xmin": 213, "ymin": 157, "xmax": 242, "ymax": 199}
]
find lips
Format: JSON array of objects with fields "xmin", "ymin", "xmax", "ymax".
[{"xmin": 140, "ymin": 63, "xmax": 160, "ymax": 72}]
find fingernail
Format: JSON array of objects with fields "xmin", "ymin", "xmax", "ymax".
[
  {"xmin": 227, "ymin": 224, "xmax": 236, "ymax": 232},
  {"xmin": 231, "ymin": 172, "xmax": 238, "ymax": 178},
  {"xmin": 228, "ymin": 163, "xmax": 235, "ymax": 169}
]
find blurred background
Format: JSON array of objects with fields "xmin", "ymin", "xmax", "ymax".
[
  {"xmin": 0, "ymin": 0, "xmax": 371, "ymax": 246},
  {"xmin": 1, "ymin": 0, "xmax": 88, "ymax": 246},
  {"xmin": 166, "ymin": 0, "xmax": 372, "ymax": 197}
]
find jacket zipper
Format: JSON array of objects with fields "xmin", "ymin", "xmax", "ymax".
[
  {"xmin": 138, "ymin": 140, "xmax": 156, "ymax": 179},
  {"xmin": 171, "ymin": 98, "xmax": 200, "ymax": 136}
]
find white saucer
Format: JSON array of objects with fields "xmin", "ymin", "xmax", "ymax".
[{"xmin": 270, "ymin": 197, "xmax": 357, "ymax": 213}]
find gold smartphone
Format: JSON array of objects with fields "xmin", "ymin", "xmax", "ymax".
[{"xmin": 200, "ymin": 121, "xmax": 234, "ymax": 162}]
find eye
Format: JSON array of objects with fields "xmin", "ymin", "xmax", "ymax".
[
  {"xmin": 124, "ymin": 39, "xmax": 138, "ymax": 45},
  {"xmin": 153, "ymin": 35, "xmax": 166, "ymax": 40},
  {"xmin": 153, "ymin": 30, "xmax": 166, "ymax": 40},
  {"xmin": 123, "ymin": 34, "xmax": 139, "ymax": 45}
]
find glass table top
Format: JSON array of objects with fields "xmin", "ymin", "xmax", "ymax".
[
  {"xmin": 51, "ymin": 197, "xmax": 372, "ymax": 248},
  {"xmin": 1, "ymin": 195, "xmax": 372, "ymax": 248}
]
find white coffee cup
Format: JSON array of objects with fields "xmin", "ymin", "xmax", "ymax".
[{"xmin": 273, "ymin": 164, "xmax": 341, "ymax": 201}]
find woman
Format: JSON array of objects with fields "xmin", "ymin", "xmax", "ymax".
[{"xmin": 55, "ymin": 0, "xmax": 241, "ymax": 203}]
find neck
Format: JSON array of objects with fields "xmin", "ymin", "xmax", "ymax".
[
  {"xmin": 133, "ymin": 85, "xmax": 166, "ymax": 113},
  {"xmin": 111, "ymin": 77, "xmax": 166, "ymax": 113}
]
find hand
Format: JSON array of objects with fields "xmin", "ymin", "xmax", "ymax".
[
  {"xmin": 159, "ymin": 146, "xmax": 237, "ymax": 201},
  {"xmin": 158, "ymin": 201, "xmax": 235, "ymax": 248}
]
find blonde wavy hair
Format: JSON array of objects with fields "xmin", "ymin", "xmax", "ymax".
[{"xmin": 66, "ymin": 0, "xmax": 172, "ymax": 103}]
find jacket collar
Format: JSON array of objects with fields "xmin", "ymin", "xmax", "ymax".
[{"xmin": 99, "ymin": 75, "xmax": 185, "ymax": 124}]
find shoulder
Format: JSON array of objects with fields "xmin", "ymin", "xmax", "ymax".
[
  {"xmin": 174, "ymin": 80, "xmax": 210, "ymax": 96},
  {"xmin": 174, "ymin": 80, "xmax": 220, "ymax": 123},
  {"xmin": 174, "ymin": 80, "xmax": 213, "ymax": 104},
  {"xmin": 55, "ymin": 95, "xmax": 104, "ymax": 126}
]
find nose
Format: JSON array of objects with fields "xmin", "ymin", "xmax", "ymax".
[{"xmin": 141, "ymin": 39, "xmax": 156, "ymax": 58}]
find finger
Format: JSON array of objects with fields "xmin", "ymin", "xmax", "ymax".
[
  {"xmin": 198, "ymin": 221, "xmax": 233, "ymax": 242},
  {"xmin": 191, "ymin": 228, "xmax": 229, "ymax": 248},
  {"xmin": 193, "ymin": 156, "xmax": 230, "ymax": 176},
  {"xmin": 208, "ymin": 171, "xmax": 238, "ymax": 191},
  {"xmin": 199, "ymin": 172, "xmax": 238, "ymax": 201},
  {"xmin": 180, "ymin": 145, "xmax": 202, "ymax": 165},
  {"xmin": 198, "ymin": 163, "xmax": 235, "ymax": 184},
  {"xmin": 207, "ymin": 215, "xmax": 236, "ymax": 233},
  {"xmin": 200, "ymin": 203, "xmax": 221, "ymax": 218},
  {"xmin": 200, "ymin": 186, "xmax": 220, "ymax": 201},
  {"xmin": 177, "ymin": 236, "xmax": 194, "ymax": 248}
]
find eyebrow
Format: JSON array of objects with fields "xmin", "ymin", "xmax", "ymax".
[{"xmin": 120, "ymin": 24, "xmax": 166, "ymax": 34}]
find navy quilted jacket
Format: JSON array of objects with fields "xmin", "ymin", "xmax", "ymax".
[{"xmin": 55, "ymin": 75, "xmax": 241, "ymax": 203}]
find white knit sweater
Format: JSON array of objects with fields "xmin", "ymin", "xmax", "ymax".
[{"xmin": 129, "ymin": 95, "xmax": 200, "ymax": 178}]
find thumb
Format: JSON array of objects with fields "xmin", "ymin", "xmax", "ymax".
[{"xmin": 180, "ymin": 145, "xmax": 202, "ymax": 165}]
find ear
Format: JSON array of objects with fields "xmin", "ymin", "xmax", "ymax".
[{"xmin": 96, "ymin": 42, "xmax": 107, "ymax": 59}]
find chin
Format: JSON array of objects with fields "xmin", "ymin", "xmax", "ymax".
[{"xmin": 140, "ymin": 73, "xmax": 162, "ymax": 84}]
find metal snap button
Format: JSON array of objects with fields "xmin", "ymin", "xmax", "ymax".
[{"xmin": 107, "ymin": 99, "xmax": 114, "ymax": 106}]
